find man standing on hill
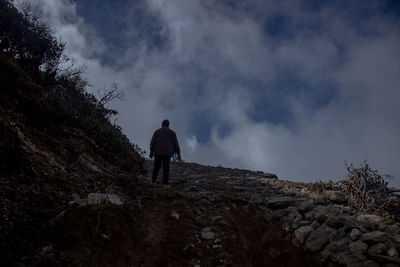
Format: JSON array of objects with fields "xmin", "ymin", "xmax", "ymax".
[{"xmin": 149, "ymin": 119, "xmax": 181, "ymax": 189}]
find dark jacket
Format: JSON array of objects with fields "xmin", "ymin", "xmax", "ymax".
[{"xmin": 150, "ymin": 127, "xmax": 180, "ymax": 157}]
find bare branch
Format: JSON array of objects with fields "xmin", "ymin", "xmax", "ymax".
[{"xmin": 98, "ymin": 83, "xmax": 125, "ymax": 106}]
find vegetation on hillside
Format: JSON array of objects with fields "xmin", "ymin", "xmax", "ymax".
[{"xmin": 0, "ymin": 0, "xmax": 144, "ymax": 170}]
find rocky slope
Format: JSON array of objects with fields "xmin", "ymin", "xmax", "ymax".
[
  {"xmin": 135, "ymin": 160, "xmax": 400, "ymax": 267},
  {"xmin": 1, "ymin": 53, "xmax": 399, "ymax": 266}
]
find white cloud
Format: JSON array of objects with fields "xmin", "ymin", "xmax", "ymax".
[
  {"xmin": 187, "ymin": 135, "xmax": 198, "ymax": 152},
  {"xmin": 28, "ymin": 0, "xmax": 400, "ymax": 186}
]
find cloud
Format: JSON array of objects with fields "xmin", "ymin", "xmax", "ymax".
[{"xmin": 28, "ymin": 0, "xmax": 400, "ymax": 186}]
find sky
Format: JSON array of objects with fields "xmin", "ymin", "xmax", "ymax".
[{"xmin": 22, "ymin": 0, "xmax": 400, "ymax": 186}]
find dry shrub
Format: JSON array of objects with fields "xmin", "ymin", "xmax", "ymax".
[{"xmin": 340, "ymin": 161, "xmax": 392, "ymax": 211}]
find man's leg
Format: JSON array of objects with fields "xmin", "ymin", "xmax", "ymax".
[
  {"xmin": 162, "ymin": 155, "xmax": 171, "ymax": 185},
  {"xmin": 152, "ymin": 155, "xmax": 162, "ymax": 183}
]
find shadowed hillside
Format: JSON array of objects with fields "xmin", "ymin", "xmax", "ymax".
[{"xmin": 1, "ymin": 1, "xmax": 400, "ymax": 266}]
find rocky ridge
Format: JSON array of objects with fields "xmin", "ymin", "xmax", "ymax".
[{"xmin": 136, "ymin": 160, "xmax": 400, "ymax": 267}]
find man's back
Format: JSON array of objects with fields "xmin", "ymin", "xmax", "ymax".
[{"xmin": 150, "ymin": 127, "xmax": 180, "ymax": 156}]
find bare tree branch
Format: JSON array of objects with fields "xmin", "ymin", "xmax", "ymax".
[{"xmin": 98, "ymin": 83, "xmax": 125, "ymax": 106}]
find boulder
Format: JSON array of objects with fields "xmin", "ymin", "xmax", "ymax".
[
  {"xmin": 310, "ymin": 220, "xmax": 320, "ymax": 230},
  {"xmin": 357, "ymin": 214, "xmax": 383, "ymax": 224},
  {"xmin": 305, "ymin": 224, "xmax": 332, "ymax": 252},
  {"xmin": 364, "ymin": 260, "xmax": 380, "ymax": 267},
  {"xmin": 388, "ymin": 247, "xmax": 399, "ymax": 257},
  {"xmin": 210, "ymin": 215, "xmax": 223, "ymax": 223},
  {"xmin": 267, "ymin": 196, "xmax": 297, "ymax": 209},
  {"xmin": 339, "ymin": 251, "xmax": 367, "ymax": 267},
  {"xmin": 305, "ymin": 205, "xmax": 332, "ymax": 223},
  {"xmin": 336, "ymin": 237, "xmax": 350, "ymax": 247},
  {"xmin": 329, "ymin": 229, "xmax": 347, "ymax": 243},
  {"xmin": 283, "ymin": 207, "xmax": 303, "ymax": 225},
  {"xmin": 368, "ymin": 243, "xmax": 387, "ymax": 256},
  {"xmin": 87, "ymin": 193, "xmax": 123, "ymax": 205},
  {"xmin": 297, "ymin": 200, "xmax": 315, "ymax": 212},
  {"xmin": 262, "ymin": 173, "xmax": 277, "ymax": 179},
  {"xmin": 371, "ymin": 255, "xmax": 400, "ymax": 265},
  {"xmin": 293, "ymin": 225, "xmax": 313, "ymax": 245},
  {"xmin": 349, "ymin": 241, "xmax": 368, "ymax": 254},
  {"xmin": 361, "ymin": 231, "xmax": 389, "ymax": 244},
  {"xmin": 201, "ymin": 228, "xmax": 215, "ymax": 240},
  {"xmin": 350, "ymin": 228, "xmax": 362, "ymax": 241},
  {"xmin": 383, "ymin": 224, "xmax": 400, "ymax": 235},
  {"xmin": 326, "ymin": 216, "xmax": 347, "ymax": 228},
  {"xmin": 107, "ymin": 194, "xmax": 123, "ymax": 205}
]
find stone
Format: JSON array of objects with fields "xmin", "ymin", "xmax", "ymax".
[
  {"xmin": 305, "ymin": 205, "xmax": 331, "ymax": 223},
  {"xmin": 364, "ymin": 260, "xmax": 380, "ymax": 267},
  {"xmin": 336, "ymin": 237, "xmax": 350, "ymax": 247},
  {"xmin": 267, "ymin": 196, "xmax": 297, "ymax": 209},
  {"xmin": 305, "ymin": 224, "xmax": 333, "ymax": 252},
  {"xmin": 324, "ymin": 190, "xmax": 347, "ymax": 203},
  {"xmin": 283, "ymin": 208, "xmax": 303, "ymax": 225},
  {"xmin": 339, "ymin": 251, "xmax": 367, "ymax": 267},
  {"xmin": 383, "ymin": 224, "xmax": 400, "ymax": 235},
  {"xmin": 297, "ymin": 200, "xmax": 315, "ymax": 212},
  {"xmin": 388, "ymin": 247, "xmax": 398, "ymax": 257},
  {"xmin": 101, "ymin": 234, "xmax": 110, "ymax": 240},
  {"xmin": 87, "ymin": 193, "xmax": 108, "ymax": 205},
  {"xmin": 78, "ymin": 154, "xmax": 101, "ymax": 173},
  {"xmin": 87, "ymin": 193, "xmax": 123, "ymax": 205},
  {"xmin": 350, "ymin": 228, "xmax": 362, "ymax": 241},
  {"xmin": 371, "ymin": 255, "xmax": 400, "ymax": 265},
  {"xmin": 293, "ymin": 226, "xmax": 313, "ymax": 245},
  {"xmin": 368, "ymin": 243, "xmax": 387, "ymax": 256},
  {"xmin": 326, "ymin": 216, "xmax": 347, "ymax": 228},
  {"xmin": 361, "ymin": 231, "xmax": 389, "ymax": 244},
  {"xmin": 201, "ymin": 228, "xmax": 215, "ymax": 240},
  {"xmin": 210, "ymin": 216, "xmax": 223, "ymax": 223},
  {"xmin": 343, "ymin": 216, "xmax": 358, "ymax": 232},
  {"xmin": 322, "ymin": 242, "xmax": 346, "ymax": 263},
  {"xmin": 107, "ymin": 194, "xmax": 123, "ymax": 205},
  {"xmin": 357, "ymin": 214, "xmax": 383, "ymax": 224},
  {"xmin": 329, "ymin": 229, "xmax": 347, "ymax": 243},
  {"xmin": 310, "ymin": 220, "xmax": 320, "ymax": 230},
  {"xmin": 349, "ymin": 241, "xmax": 368, "ymax": 254},
  {"xmin": 72, "ymin": 193, "xmax": 80, "ymax": 202},
  {"xmin": 171, "ymin": 210, "xmax": 180, "ymax": 220}
]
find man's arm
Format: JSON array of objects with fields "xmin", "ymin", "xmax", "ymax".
[
  {"xmin": 174, "ymin": 133, "xmax": 181, "ymax": 160},
  {"xmin": 150, "ymin": 132, "xmax": 155, "ymax": 158}
]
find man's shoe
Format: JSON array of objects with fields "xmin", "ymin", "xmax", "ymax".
[{"xmin": 162, "ymin": 184, "xmax": 171, "ymax": 189}]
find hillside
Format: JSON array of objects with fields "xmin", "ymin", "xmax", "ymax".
[
  {"xmin": 1, "ymin": 58, "xmax": 400, "ymax": 266},
  {"xmin": 1, "ymin": 1, "xmax": 400, "ymax": 265}
]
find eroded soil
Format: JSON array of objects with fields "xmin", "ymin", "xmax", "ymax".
[{"xmin": 50, "ymin": 161, "xmax": 324, "ymax": 267}]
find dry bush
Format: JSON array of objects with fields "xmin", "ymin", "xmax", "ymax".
[{"xmin": 340, "ymin": 161, "xmax": 392, "ymax": 211}]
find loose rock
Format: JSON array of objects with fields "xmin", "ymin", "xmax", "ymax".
[
  {"xmin": 201, "ymin": 228, "xmax": 215, "ymax": 240},
  {"xmin": 350, "ymin": 228, "xmax": 362, "ymax": 241},
  {"xmin": 305, "ymin": 224, "xmax": 332, "ymax": 252},
  {"xmin": 349, "ymin": 241, "xmax": 368, "ymax": 254}
]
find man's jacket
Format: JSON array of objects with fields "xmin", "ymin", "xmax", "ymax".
[{"xmin": 150, "ymin": 127, "xmax": 180, "ymax": 157}]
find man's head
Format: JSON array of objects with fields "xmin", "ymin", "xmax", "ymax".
[{"xmin": 162, "ymin": 119, "xmax": 169, "ymax": 127}]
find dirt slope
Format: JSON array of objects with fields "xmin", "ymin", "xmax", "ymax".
[{"xmin": 40, "ymin": 160, "xmax": 323, "ymax": 267}]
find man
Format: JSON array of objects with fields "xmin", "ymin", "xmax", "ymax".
[{"xmin": 149, "ymin": 119, "xmax": 181, "ymax": 188}]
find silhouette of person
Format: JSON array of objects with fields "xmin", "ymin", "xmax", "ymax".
[{"xmin": 149, "ymin": 119, "xmax": 181, "ymax": 188}]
